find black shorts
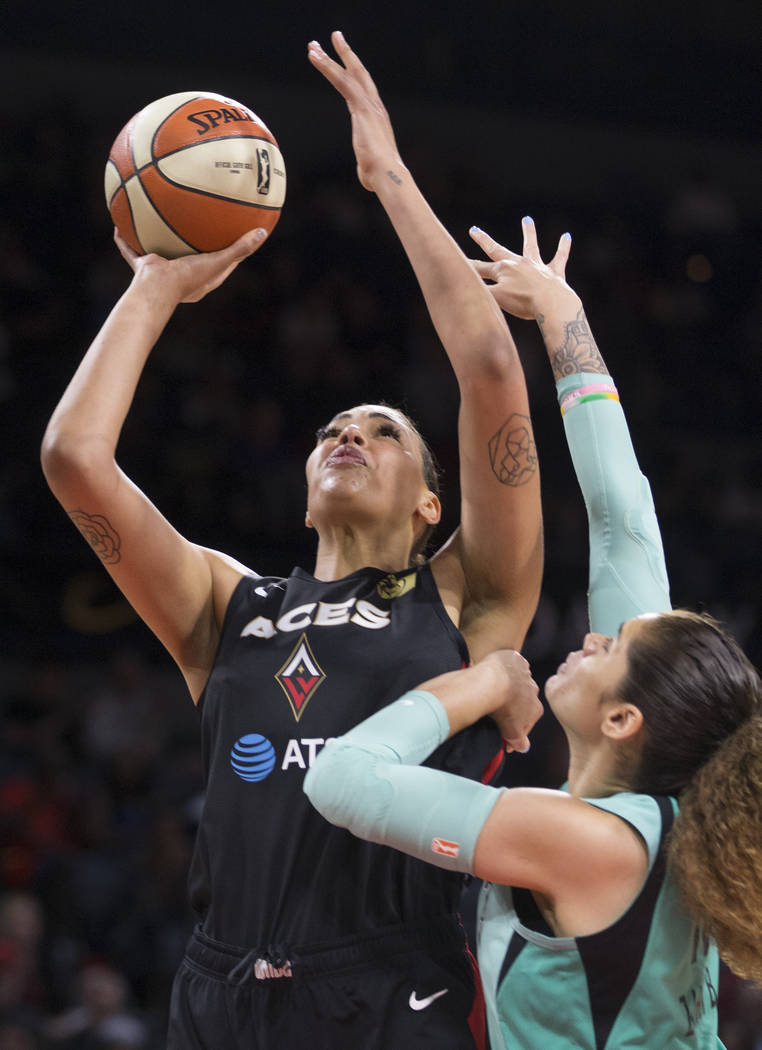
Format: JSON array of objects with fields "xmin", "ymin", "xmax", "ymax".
[{"xmin": 167, "ymin": 915, "xmax": 486, "ymax": 1049}]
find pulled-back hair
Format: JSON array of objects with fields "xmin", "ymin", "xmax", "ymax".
[
  {"xmin": 375, "ymin": 403, "xmax": 441, "ymax": 566},
  {"xmin": 619, "ymin": 611, "xmax": 760, "ymax": 796},
  {"xmin": 618, "ymin": 610, "xmax": 762, "ymax": 984}
]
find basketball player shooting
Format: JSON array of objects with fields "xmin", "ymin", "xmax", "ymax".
[{"xmin": 41, "ymin": 32, "xmax": 542, "ymax": 1050}]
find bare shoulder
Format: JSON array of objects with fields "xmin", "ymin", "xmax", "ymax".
[
  {"xmin": 547, "ymin": 797, "xmax": 652, "ymax": 935},
  {"xmin": 475, "ymin": 789, "xmax": 650, "ymax": 936},
  {"xmin": 176, "ymin": 547, "xmax": 258, "ymax": 704}
]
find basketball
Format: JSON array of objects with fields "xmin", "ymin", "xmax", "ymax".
[{"xmin": 104, "ymin": 91, "xmax": 286, "ymax": 258}]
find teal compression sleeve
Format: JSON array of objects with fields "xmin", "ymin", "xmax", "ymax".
[
  {"xmin": 304, "ymin": 690, "xmax": 504, "ymax": 874},
  {"xmin": 558, "ymin": 372, "xmax": 671, "ymax": 635}
]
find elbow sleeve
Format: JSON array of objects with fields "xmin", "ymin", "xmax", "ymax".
[{"xmin": 304, "ymin": 692, "xmax": 504, "ymax": 873}]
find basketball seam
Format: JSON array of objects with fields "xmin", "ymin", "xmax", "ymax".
[
  {"xmin": 127, "ymin": 171, "xmax": 199, "ymax": 253},
  {"xmin": 127, "ymin": 120, "xmax": 150, "ymax": 255}
]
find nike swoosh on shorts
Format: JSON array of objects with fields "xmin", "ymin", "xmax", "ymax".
[{"xmin": 408, "ymin": 988, "xmax": 449, "ymax": 1011}]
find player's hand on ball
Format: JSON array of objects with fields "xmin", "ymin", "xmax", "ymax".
[
  {"xmin": 114, "ymin": 227, "xmax": 266, "ymax": 304},
  {"xmin": 308, "ymin": 31, "xmax": 402, "ymax": 193},
  {"xmin": 468, "ymin": 219, "xmax": 576, "ymax": 321},
  {"xmin": 482, "ymin": 649, "xmax": 543, "ymax": 754}
]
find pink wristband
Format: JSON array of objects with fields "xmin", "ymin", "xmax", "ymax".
[{"xmin": 560, "ymin": 382, "xmax": 619, "ymax": 417}]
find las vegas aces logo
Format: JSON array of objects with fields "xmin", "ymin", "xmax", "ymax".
[{"xmin": 274, "ymin": 634, "xmax": 326, "ymax": 721}]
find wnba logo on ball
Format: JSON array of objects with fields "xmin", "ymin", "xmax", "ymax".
[
  {"xmin": 256, "ymin": 148, "xmax": 271, "ymax": 194},
  {"xmin": 230, "ymin": 734, "xmax": 277, "ymax": 782}
]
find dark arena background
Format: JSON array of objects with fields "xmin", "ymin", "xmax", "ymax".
[{"xmin": 1, "ymin": 0, "xmax": 760, "ymax": 1046}]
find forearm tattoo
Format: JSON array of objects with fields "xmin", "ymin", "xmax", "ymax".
[
  {"xmin": 538, "ymin": 307, "xmax": 608, "ymax": 380},
  {"xmin": 386, "ymin": 170, "xmax": 402, "ymax": 184},
  {"xmin": 68, "ymin": 510, "xmax": 122, "ymax": 565},
  {"xmin": 488, "ymin": 414, "xmax": 538, "ymax": 486}
]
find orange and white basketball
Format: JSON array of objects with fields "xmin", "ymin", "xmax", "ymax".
[{"xmin": 104, "ymin": 91, "xmax": 286, "ymax": 258}]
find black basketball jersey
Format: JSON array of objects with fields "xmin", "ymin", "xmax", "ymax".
[{"xmin": 188, "ymin": 562, "xmax": 503, "ymax": 950}]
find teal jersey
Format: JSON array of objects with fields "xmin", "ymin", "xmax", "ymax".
[
  {"xmin": 477, "ymin": 792, "xmax": 723, "ymax": 1050},
  {"xmin": 476, "ymin": 374, "xmax": 720, "ymax": 1048}
]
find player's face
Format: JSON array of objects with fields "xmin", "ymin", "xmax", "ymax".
[
  {"xmin": 544, "ymin": 617, "xmax": 651, "ymax": 736},
  {"xmin": 305, "ymin": 405, "xmax": 436, "ymax": 537}
]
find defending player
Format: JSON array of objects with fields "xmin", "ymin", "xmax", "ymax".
[{"xmin": 306, "ymin": 220, "xmax": 762, "ymax": 1048}]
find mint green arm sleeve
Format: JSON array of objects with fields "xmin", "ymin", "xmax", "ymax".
[
  {"xmin": 303, "ymin": 690, "xmax": 504, "ymax": 874},
  {"xmin": 558, "ymin": 372, "xmax": 671, "ymax": 635}
]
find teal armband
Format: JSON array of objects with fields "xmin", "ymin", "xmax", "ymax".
[
  {"xmin": 557, "ymin": 372, "xmax": 671, "ymax": 634},
  {"xmin": 304, "ymin": 690, "xmax": 504, "ymax": 874}
]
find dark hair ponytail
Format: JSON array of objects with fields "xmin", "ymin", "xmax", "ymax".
[{"xmin": 617, "ymin": 610, "xmax": 762, "ymax": 984}]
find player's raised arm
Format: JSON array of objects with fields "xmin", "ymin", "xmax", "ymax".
[
  {"xmin": 41, "ymin": 229, "xmax": 266, "ymax": 700},
  {"xmin": 308, "ymin": 32, "xmax": 543, "ymax": 659},
  {"xmin": 469, "ymin": 219, "xmax": 671, "ymax": 631}
]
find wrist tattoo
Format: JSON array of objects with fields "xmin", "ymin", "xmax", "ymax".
[
  {"xmin": 548, "ymin": 308, "xmax": 608, "ymax": 380},
  {"xmin": 488, "ymin": 414, "xmax": 538, "ymax": 487},
  {"xmin": 385, "ymin": 170, "xmax": 402, "ymax": 184},
  {"xmin": 68, "ymin": 509, "xmax": 122, "ymax": 565}
]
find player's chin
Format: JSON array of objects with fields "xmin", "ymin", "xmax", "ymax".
[{"xmin": 542, "ymin": 674, "xmax": 559, "ymax": 703}]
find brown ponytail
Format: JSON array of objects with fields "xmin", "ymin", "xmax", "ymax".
[{"xmin": 668, "ymin": 714, "xmax": 762, "ymax": 985}]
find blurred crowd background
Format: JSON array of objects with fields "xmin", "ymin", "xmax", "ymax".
[{"xmin": 1, "ymin": 1, "xmax": 760, "ymax": 1046}]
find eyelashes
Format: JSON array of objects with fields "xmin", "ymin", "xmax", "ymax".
[
  {"xmin": 376, "ymin": 422, "xmax": 402, "ymax": 441},
  {"xmin": 315, "ymin": 422, "xmax": 402, "ymax": 443}
]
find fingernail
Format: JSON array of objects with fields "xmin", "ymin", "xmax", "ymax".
[
  {"xmin": 469, "ymin": 225, "xmax": 482, "ymax": 234},
  {"xmin": 521, "ymin": 742, "xmax": 531, "ymax": 753},
  {"xmin": 522, "ymin": 216, "xmax": 534, "ymax": 225},
  {"xmin": 563, "ymin": 232, "xmax": 572, "ymax": 241}
]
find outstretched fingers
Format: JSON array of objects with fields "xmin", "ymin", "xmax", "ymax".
[
  {"xmin": 308, "ymin": 31, "xmax": 379, "ymax": 104},
  {"xmin": 468, "ymin": 225, "xmax": 523, "ymax": 286},
  {"xmin": 469, "ymin": 225, "xmax": 516, "ymax": 262},
  {"xmin": 330, "ymin": 30, "xmax": 378, "ymax": 94},
  {"xmin": 521, "ymin": 216, "xmax": 542, "ymax": 263},
  {"xmin": 307, "ymin": 38, "xmax": 348, "ymax": 92},
  {"xmin": 549, "ymin": 231, "xmax": 572, "ymax": 277},
  {"xmin": 468, "ymin": 225, "xmax": 519, "ymax": 279}
]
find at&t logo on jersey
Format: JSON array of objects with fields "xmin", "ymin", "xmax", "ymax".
[
  {"xmin": 229, "ymin": 733, "xmax": 334, "ymax": 782},
  {"xmin": 230, "ymin": 734, "xmax": 277, "ymax": 782}
]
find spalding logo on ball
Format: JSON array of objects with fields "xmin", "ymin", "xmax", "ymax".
[{"xmin": 104, "ymin": 91, "xmax": 286, "ymax": 258}]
